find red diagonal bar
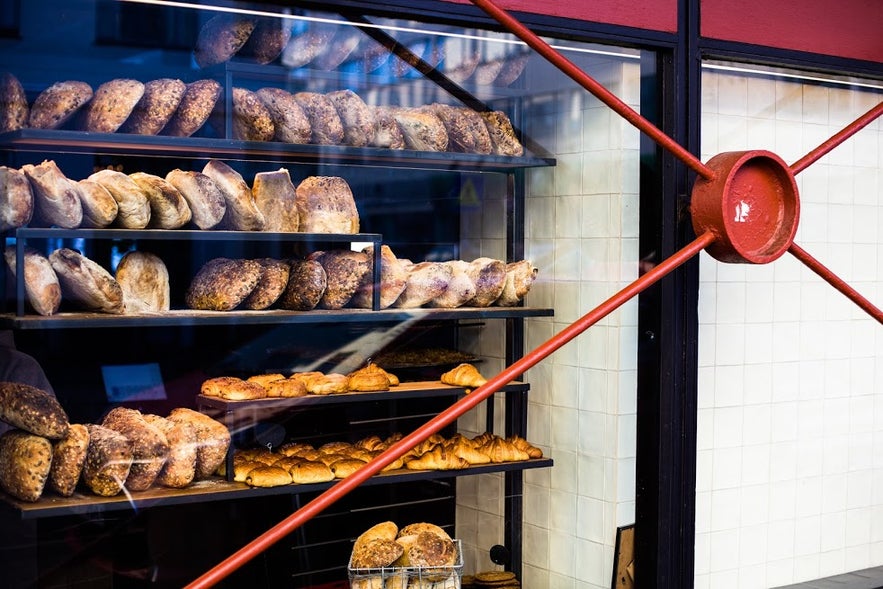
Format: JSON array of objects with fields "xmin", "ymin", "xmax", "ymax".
[
  {"xmin": 467, "ymin": 0, "xmax": 716, "ymax": 182},
  {"xmin": 788, "ymin": 242, "xmax": 883, "ymax": 323},
  {"xmin": 790, "ymin": 100, "xmax": 883, "ymax": 175},
  {"xmin": 184, "ymin": 231, "xmax": 718, "ymax": 589}
]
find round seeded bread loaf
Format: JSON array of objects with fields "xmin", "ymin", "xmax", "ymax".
[
  {"xmin": 28, "ymin": 81, "xmax": 93, "ymax": 130},
  {"xmin": 0, "ymin": 430, "xmax": 53, "ymax": 502},
  {"xmin": 122, "ymin": 78, "xmax": 186, "ymax": 135},
  {"xmin": 83, "ymin": 424, "xmax": 133, "ymax": 497},
  {"xmin": 185, "ymin": 257, "xmax": 262, "ymax": 311},
  {"xmin": 232, "ymin": 87, "xmax": 275, "ymax": 141},
  {"xmin": 81, "ymin": 79, "xmax": 145, "ymax": 133},
  {"xmin": 193, "ymin": 14, "xmax": 256, "ymax": 67},
  {"xmin": 49, "ymin": 423, "xmax": 89, "ymax": 497},
  {"xmin": 164, "ymin": 169, "xmax": 226, "ymax": 229},
  {"xmin": 277, "ymin": 259, "xmax": 326, "ymax": 311},
  {"xmin": 255, "ymin": 87, "xmax": 311, "ymax": 144},
  {"xmin": 163, "ymin": 79, "xmax": 221, "ymax": 137},
  {"xmin": 0, "ymin": 72, "xmax": 28, "ymax": 132},
  {"xmin": 101, "ymin": 407, "xmax": 170, "ymax": 492},
  {"xmin": 242, "ymin": 257, "xmax": 290, "ymax": 310},
  {"xmin": 0, "ymin": 381, "xmax": 69, "ymax": 439}
]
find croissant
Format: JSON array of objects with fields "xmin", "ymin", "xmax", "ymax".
[
  {"xmin": 445, "ymin": 438, "xmax": 490, "ymax": 465},
  {"xmin": 355, "ymin": 435, "xmax": 386, "ymax": 451},
  {"xmin": 440, "ymin": 363, "xmax": 487, "ymax": 389},
  {"xmin": 347, "ymin": 362, "xmax": 392, "ymax": 392},
  {"xmin": 507, "ymin": 434, "xmax": 543, "ymax": 458},
  {"xmin": 479, "ymin": 437, "xmax": 530, "ymax": 463},
  {"xmin": 405, "ymin": 445, "xmax": 469, "ymax": 470}
]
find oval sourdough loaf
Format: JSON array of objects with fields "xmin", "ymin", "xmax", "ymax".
[
  {"xmin": 242, "ymin": 257, "xmax": 289, "ymax": 310},
  {"xmin": 87, "ymin": 169, "xmax": 151, "ymax": 229},
  {"xmin": 255, "ymin": 87, "xmax": 311, "ymax": 144},
  {"xmin": 294, "ymin": 175, "xmax": 359, "ymax": 234},
  {"xmin": 0, "ymin": 72, "xmax": 28, "ymax": 132},
  {"xmin": 121, "ymin": 78, "xmax": 186, "ymax": 135},
  {"xmin": 49, "ymin": 248, "xmax": 125, "ymax": 314},
  {"xmin": 81, "ymin": 79, "xmax": 145, "ymax": 133},
  {"xmin": 75, "ymin": 179, "xmax": 118, "ymax": 228},
  {"xmin": 0, "ymin": 381, "xmax": 69, "ymax": 439},
  {"xmin": 28, "ymin": 80, "xmax": 93, "ymax": 130},
  {"xmin": 0, "ymin": 166, "xmax": 33, "ymax": 231},
  {"xmin": 185, "ymin": 257, "xmax": 262, "ymax": 311},
  {"xmin": 141, "ymin": 414, "xmax": 197, "ymax": 489},
  {"xmin": 83, "ymin": 424, "xmax": 133, "ymax": 497},
  {"xmin": 252, "ymin": 168, "xmax": 299, "ymax": 232},
  {"xmin": 128, "ymin": 172, "xmax": 191, "ymax": 229},
  {"xmin": 49, "ymin": 423, "xmax": 89, "ymax": 497},
  {"xmin": 0, "ymin": 430, "xmax": 53, "ymax": 502},
  {"xmin": 166, "ymin": 407, "xmax": 230, "ymax": 479},
  {"xmin": 277, "ymin": 258, "xmax": 326, "ymax": 311},
  {"xmin": 202, "ymin": 160, "xmax": 265, "ymax": 231},
  {"xmin": 101, "ymin": 407, "xmax": 170, "ymax": 491},
  {"xmin": 115, "ymin": 250, "xmax": 170, "ymax": 314},
  {"xmin": 163, "ymin": 79, "xmax": 221, "ymax": 137},
  {"xmin": 22, "ymin": 160, "xmax": 83, "ymax": 229},
  {"xmin": 3, "ymin": 246, "xmax": 62, "ymax": 316},
  {"xmin": 164, "ymin": 169, "xmax": 226, "ymax": 229}
]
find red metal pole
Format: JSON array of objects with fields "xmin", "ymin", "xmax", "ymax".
[
  {"xmin": 184, "ymin": 230, "xmax": 718, "ymax": 588},
  {"xmin": 790, "ymin": 100, "xmax": 883, "ymax": 174},
  {"xmin": 788, "ymin": 242, "xmax": 883, "ymax": 323},
  {"xmin": 467, "ymin": 0, "xmax": 716, "ymax": 182}
]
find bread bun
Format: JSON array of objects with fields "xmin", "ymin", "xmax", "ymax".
[
  {"xmin": 0, "ymin": 72, "xmax": 28, "ymax": 132},
  {"xmin": 28, "ymin": 81, "xmax": 92, "ymax": 130},
  {"xmin": 303, "ymin": 373, "xmax": 349, "ymax": 395},
  {"xmin": 164, "ymin": 169, "xmax": 226, "ymax": 229},
  {"xmin": 163, "ymin": 79, "xmax": 221, "ymax": 137},
  {"xmin": 122, "ymin": 78, "xmax": 186, "ymax": 135},
  {"xmin": 49, "ymin": 247, "xmax": 125, "ymax": 314},
  {"xmin": 0, "ymin": 430, "xmax": 53, "ymax": 502},
  {"xmin": 115, "ymin": 250, "xmax": 170, "ymax": 314},
  {"xmin": 4, "ymin": 246, "xmax": 61, "ymax": 316},
  {"xmin": 185, "ymin": 257, "xmax": 262, "ymax": 311},
  {"xmin": 81, "ymin": 79, "xmax": 145, "ymax": 133}
]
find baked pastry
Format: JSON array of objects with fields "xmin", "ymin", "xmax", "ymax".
[
  {"xmin": 303, "ymin": 373, "xmax": 349, "ymax": 395},
  {"xmin": 242, "ymin": 257, "xmax": 289, "ymax": 310},
  {"xmin": 200, "ymin": 376, "xmax": 266, "ymax": 401},
  {"xmin": 494, "ymin": 259, "xmax": 538, "ymax": 306},
  {"xmin": 232, "ymin": 87, "xmax": 275, "ymax": 142},
  {"xmin": 391, "ymin": 107, "xmax": 448, "ymax": 151},
  {"xmin": 464, "ymin": 257, "xmax": 507, "ymax": 307},
  {"xmin": 427, "ymin": 260, "xmax": 476, "ymax": 308},
  {"xmin": 166, "ymin": 407, "xmax": 230, "ymax": 479},
  {"xmin": 101, "ymin": 407, "xmax": 170, "ymax": 491},
  {"xmin": 231, "ymin": 460, "xmax": 263, "ymax": 482},
  {"xmin": 81, "ymin": 79, "xmax": 145, "ymax": 133},
  {"xmin": 265, "ymin": 378, "xmax": 307, "ymax": 398},
  {"xmin": 252, "ymin": 168, "xmax": 299, "ymax": 232},
  {"xmin": 255, "ymin": 87, "xmax": 311, "ymax": 144},
  {"xmin": 292, "ymin": 91, "xmax": 345, "ymax": 145},
  {"xmin": 48, "ymin": 423, "xmax": 89, "ymax": 497},
  {"xmin": 392, "ymin": 261, "xmax": 453, "ymax": 308},
  {"xmin": 478, "ymin": 437, "xmax": 530, "ymax": 463},
  {"xmin": 311, "ymin": 249, "xmax": 371, "ymax": 309},
  {"xmin": 129, "ymin": 172, "xmax": 192, "ymax": 229},
  {"xmin": 440, "ymin": 363, "xmax": 487, "ymax": 389},
  {"xmin": 277, "ymin": 258, "xmax": 326, "ymax": 310},
  {"xmin": 28, "ymin": 80, "xmax": 92, "ymax": 130},
  {"xmin": 185, "ymin": 257, "xmax": 262, "ymax": 311},
  {"xmin": 347, "ymin": 362, "xmax": 397, "ymax": 392},
  {"xmin": 4, "ymin": 246, "xmax": 61, "ymax": 316},
  {"xmin": 349, "ymin": 245, "xmax": 408, "ymax": 310},
  {"xmin": 22, "ymin": 160, "xmax": 83, "ymax": 229},
  {"xmin": 0, "ymin": 381, "xmax": 69, "ymax": 439},
  {"xmin": 405, "ymin": 445, "xmax": 469, "ymax": 470},
  {"xmin": 165, "ymin": 169, "xmax": 226, "ymax": 229},
  {"xmin": 163, "ymin": 79, "xmax": 222, "ymax": 137},
  {"xmin": 289, "ymin": 460, "xmax": 334, "ymax": 484},
  {"xmin": 245, "ymin": 465, "xmax": 291, "ymax": 487},
  {"xmin": 0, "ymin": 430, "xmax": 53, "ymax": 502},
  {"xmin": 193, "ymin": 14, "xmax": 256, "ymax": 67},
  {"xmin": 87, "ymin": 169, "xmax": 151, "ymax": 229},
  {"xmin": 142, "ymin": 414, "xmax": 197, "ymax": 489},
  {"xmin": 326, "ymin": 89, "xmax": 375, "ymax": 147},
  {"xmin": 329, "ymin": 458, "xmax": 365, "ymax": 479},
  {"xmin": 369, "ymin": 106, "xmax": 405, "ymax": 150},
  {"xmin": 0, "ymin": 72, "xmax": 28, "ymax": 132},
  {"xmin": 480, "ymin": 110, "xmax": 524, "ymax": 156},
  {"xmin": 115, "ymin": 250, "xmax": 170, "ymax": 314},
  {"xmin": 75, "ymin": 179, "xmax": 118, "ymax": 228},
  {"xmin": 444, "ymin": 437, "xmax": 490, "ymax": 465},
  {"xmin": 49, "ymin": 248, "xmax": 125, "ymax": 314},
  {"xmin": 246, "ymin": 373, "xmax": 286, "ymax": 388},
  {"xmin": 294, "ymin": 175, "xmax": 359, "ymax": 234},
  {"xmin": 238, "ymin": 17, "xmax": 292, "ymax": 64},
  {"xmin": 506, "ymin": 434, "xmax": 543, "ymax": 459},
  {"xmin": 121, "ymin": 78, "xmax": 186, "ymax": 135},
  {"xmin": 0, "ymin": 166, "xmax": 33, "ymax": 231},
  {"xmin": 277, "ymin": 441, "xmax": 316, "ymax": 458},
  {"xmin": 280, "ymin": 24, "xmax": 336, "ymax": 69},
  {"xmin": 82, "ymin": 424, "xmax": 134, "ymax": 497},
  {"xmin": 202, "ymin": 160, "xmax": 265, "ymax": 231}
]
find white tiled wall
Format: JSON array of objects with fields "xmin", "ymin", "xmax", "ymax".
[
  {"xmin": 456, "ymin": 57, "xmax": 641, "ymax": 587},
  {"xmin": 696, "ymin": 68, "xmax": 883, "ymax": 588}
]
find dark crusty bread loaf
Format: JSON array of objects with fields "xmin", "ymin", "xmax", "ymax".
[
  {"xmin": 0, "ymin": 430, "xmax": 53, "ymax": 502},
  {"xmin": 142, "ymin": 414, "xmax": 197, "ymax": 488},
  {"xmin": 49, "ymin": 247, "xmax": 125, "ymax": 314},
  {"xmin": 81, "ymin": 79, "xmax": 145, "ymax": 134},
  {"xmin": 101, "ymin": 407, "xmax": 169, "ymax": 492},
  {"xmin": 0, "ymin": 381, "xmax": 69, "ymax": 439},
  {"xmin": 426, "ymin": 104, "xmax": 492, "ymax": 154},
  {"xmin": 165, "ymin": 169, "xmax": 226, "ymax": 229},
  {"xmin": 292, "ymin": 91, "xmax": 345, "ymax": 145},
  {"xmin": 75, "ymin": 179, "xmax": 118, "ymax": 228},
  {"xmin": 326, "ymin": 89, "xmax": 375, "ymax": 147},
  {"xmin": 280, "ymin": 24, "xmax": 336, "ymax": 69},
  {"xmin": 28, "ymin": 81, "xmax": 93, "ymax": 130},
  {"xmin": 310, "ymin": 249, "xmax": 371, "ymax": 310},
  {"xmin": 313, "ymin": 28, "xmax": 361, "ymax": 71},
  {"xmin": 370, "ymin": 106, "xmax": 405, "ymax": 149},
  {"xmin": 0, "ymin": 166, "xmax": 33, "ymax": 231},
  {"xmin": 390, "ymin": 107, "xmax": 448, "ymax": 151},
  {"xmin": 121, "ymin": 78, "xmax": 186, "ymax": 135},
  {"xmin": 163, "ymin": 79, "xmax": 222, "ymax": 137},
  {"xmin": 232, "ymin": 87, "xmax": 275, "ymax": 142},
  {"xmin": 129, "ymin": 172, "xmax": 191, "ymax": 229},
  {"xmin": 242, "ymin": 257, "xmax": 289, "ymax": 310},
  {"xmin": 22, "ymin": 160, "xmax": 83, "ymax": 229},
  {"xmin": 277, "ymin": 258, "xmax": 326, "ymax": 311},
  {"xmin": 255, "ymin": 87, "xmax": 311, "ymax": 144},
  {"xmin": 294, "ymin": 175, "xmax": 359, "ymax": 234},
  {"xmin": 166, "ymin": 408, "xmax": 230, "ymax": 479},
  {"xmin": 202, "ymin": 160, "xmax": 265, "ymax": 231},
  {"xmin": 238, "ymin": 17, "xmax": 291, "ymax": 64},
  {"xmin": 49, "ymin": 423, "xmax": 89, "ymax": 497},
  {"xmin": 193, "ymin": 14, "xmax": 256, "ymax": 67},
  {"xmin": 252, "ymin": 168, "xmax": 299, "ymax": 232},
  {"xmin": 480, "ymin": 110, "xmax": 524, "ymax": 156},
  {"xmin": 4, "ymin": 246, "xmax": 61, "ymax": 316},
  {"xmin": 83, "ymin": 424, "xmax": 133, "ymax": 497},
  {"xmin": 87, "ymin": 169, "xmax": 151, "ymax": 229},
  {"xmin": 115, "ymin": 250, "xmax": 170, "ymax": 314},
  {"xmin": 0, "ymin": 72, "xmax": 28, "ymax": 132},
  {"xmin": 185, "ymin": 257, "xmax": 262, "ymax": 311}
]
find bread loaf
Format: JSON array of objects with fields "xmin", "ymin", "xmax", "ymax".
[
  {"xmin": 22, "ymin": 160, "xmax": 83, "ymax": 229},
  {"xmin": 445, "ymin": 51, "xmax": 480, "ymax": 83},
  {"xmin": 81, "ymin": 79, "xmax": 145, "ymax": 133},
  {"xmin": 141, "ymin": 414, "xmax": 197, "ymax": 488},
  {"xmin": 312, "ymin": 29, "xmax": 361, "ymax": 70},
  {"xmin": 193, "ymin": 14, "xmax": 256, "ymax": 67},
  {"xmin": 350, "ymin": 538, "xmax": 404, "ymax": 569},
  {"xmin": 0, "ymin": 72, "xmax": 28, "ymax": 132},
  {"xmin": 116, "ymin": 250, "xmax": 170, "ymax": 313},
  {"xmin": 121, "ymin": 78, "xmax": 186, "ymax": 135},
  {"xmin": 185, "ymin": 257, "xmax": 262, "ymax": 311},
  {"xmin": 163, "ymin": 79, "xmax": 221, "ymax": 137},
  {"xmin": 326, "ymin": 89, "xmax": 375, "ymax": 147},
  {"xmin": 311, "ymin": 249, "xmax": 371, "ymax": 309},
  {"xmin": 129, "ymin": 172, "xmax": 192, "ymax": 229},
  {"xmin": 480, "ymin": 110, "xmax": 524, "ymax": 156},
  {"xmin": 49, "ymin": 423, "xmax": 89, "ymax": 497},
  {"xmin": 75, "ymin": 180, "xmax": 118, "ymax": 228},
  {"xmin": 238, "ymin": 17, "xmax": 291, "ymax": 64},
  {"xmin": 494, "ymin": 259, "xmax": 537, "ymax": 306},
  {"xmin": 0, "ymin": 166, "xmax": 33, "ymax": 231},
  {"xmin": 83, "ymin": 424, "xmax": 133, "ymax": 497},
  {"xmin": 164, "ymin": 169, "xmax": 226, "ymax": 229},
  {"xmin": 0, "ymin": 381, "xmax": 69, "ymax": 439},
  {"xmin": 232, "ymin": 87, "xmax": 275, "ymax": 142},
  {"xmin": 87, "ymin": 169, "xmax": 151, "ymax": 229},
  {"xmin": 391, "ymin": 107, "xmax": 448, "ymax": 151},
  {"xmin": 424, "ymin": 103, "xmax": 476, "ymax": 153},
  {"xmin": 255, "ymin": 88, "xmax": 311, "ymax": 144},
  {"xmin": 277, "ymin": 258, "xmax": 326, "ymax": 311},
  {"xmin": 28, "ymin": 81, "xmax": 93, "ymax": 130},
  {"xmin": 428, "ymin": 260, "xmax": 475, "ymax": 308},
  {"xmin": 494, "ymin": 51, "xmax": 529, "ymax": 86},
  {"xmin": 280, "ymin": 24, "xmax": 336, "ymax": 69},
  {"xmin": 295, "ymin": 176, "xmax": 359, "ymax": 234},
  {"xmin": 166, "ymin": 407, "xmax": 230, "ymax": 479},
  {"xmin": 392, "ymin": 261, "xmax": 453, "ymax": 308},
  {"xmin": 369, "ymin": 106, "xmax": 405, "ymax": 150},
  {"xmin": 101, "ymin": 407, "xmax": 170, "ymax": 491},
  {"xmin": 242, "ymin": 257, "xmax": 289, "ymax": 310},
  {"xmin": 252, "ymin": 168, "xmax": 299, "ymax": 232},
  {"xmin": 49, "ymin": 247, "xmax": 125, "ymax": 314},
  {"xmin": 4, "ymin": 246, "xmax": 61, "ymax": 316},
  {"xmin": 292, "ymin": 92, "xmax": 345, "ymax": 145},
  {"xmin": 202, "ymin": 160, "xmax": 265, "ymax": 231},
  {"xmin": 349, "ymin": 245, "xmax": 408, "ymax": 309},
  {"xmin": 0, "ymin": 430, "xmax": 53, "ymax": 502},
  {"xmin": 464, "ymin": 257, "xmax": 506, "ymax": 307}
]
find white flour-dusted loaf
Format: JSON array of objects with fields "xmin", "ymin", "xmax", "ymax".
[
  {"xmin": 116, "ymin": 250, "xmax": 170, "ymax": 314},
  {"xmin": 294, "ymin": 175, "xmax": 359, "ymax": 234},
  {"xmin": 4, "ymin": 246, "xmax": 61, "ymax": 316}
]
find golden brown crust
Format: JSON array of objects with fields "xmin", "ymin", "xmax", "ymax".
[
  {"xmin": 350, "ymin": 538, "xmax": 404, "ymax": 569},
  {"xmin": 28, "ymin": 81, "xmax": 93, "ymax": 130},
  {"xmin": 390, "ymin": 107, "xmax": 448, "ymax": 152},
  {"xmin": 397, "ymin": 522, "xmax": 452, "ymax": 542},
  {"xmin": 265, "ymin": 378, "xmax": 307, "ymax": 398},
  {"xmin": 200, "ymin": 376, "xmax": 266, "ymax": 400},
  {"xmin": 0, "ymin": 430, "xmax": 53, "ymax": 502},
  {"xmin": 244, "ymin": 465, "xmax": 291, "ymax": 487},
  {"xmin": 232, "ymin": 460, "xmax": 264, "ymax": 482},
  {"xmin": 193, "ymin": 14, "xmax": 256, "ymax": 67},
  {"xmin": 116, "ymin": 250, "xmax": 170, "ymax": 314},
  {"xmin": 246, "ymin": 373, "xmax": 286, "ymax": 388},
  {"xmin": 311, "ymin": 249, "xmax": 371, "ymax": 310},
  {"xmin": 83, "ymin": 424, "xmax": 134, "ymax": 497},
  {"xmin": 122, "ymin": 78, "xmax": 186, "ymax": 135},
  {"xmin": 82, "ymin": 79, "xmax": 145, "ymax": 134},
  {"xmin": 294, "ymin": 175, "xmax": 359, "ymax": 234},
  {"xmin": 494, "ymin": 259, "xmax": 538, "ymax": 307},
  {"xmin": 232, "ymin": 87, "xmax": 275, "ymax": 142},
  {"xmin": 101, "ymin": 407, "xmax": 170, "ymax": 491},
  {"xmin": 76, "ymin": 179, "xmax": 118, "ymax": 229},
  {"xmin": 303, "ymin": 373, "xmax": 349, "ymax": 395},
  {"xmin": 0, "ymin": 72, "xmax": 28, "ymax": 132},
  {"xmin": 479, "ymin": 110, "xmax": 524, "ymax": 157},
  {"xmin": 242, "ymin": 258, "xmax": 290, "ymax": 310},
  {"xmin": 255, "ymin": 88, "xmax": 311, "ymax": 144},
  {"xmin": 0, "ymin": 381, "xmax": 69, "ymax": 439},
  {"xmin": 347, "ymin": 363, "xmax": 396, "ymax": 392},
  {"xmin": 166, "ymin": 408, "xmax": 230, "ymax": 479},
  {"xmin": 329, "ymin": 457, "xmax": 366, "ymax": 478},
  {"xmin": 49, "ymin": 423, "xmax": 89, "ymax": 496},
  {"xmin": 277, "ymin": 259, "xmax": 326, "ymax": 311},
  {"xmin": 87, "ymin": 169, "xmax": 151, "ymax": 229},
  {"xmin": 440, "ymin": 363, "xmax": 487, "ymax": 389},
  {"xmin": 3, "ymin": 246, "xmax": 61, "ymax": 317},
  {"xmin": 288, "ymin": 459, "xmax": 334, "ymax": 484},
  {"xmin": 202, "ymin": 160, "xmax": 265, "ymax": 231},
  {"xmin": 350, "ymin": 245, "xmax": 409, "ymax": 310},
  {"xmin": 129, "ymin": 172, "xmax": 192, "ymax": 230},
  {"xmin": 142, "ymin": 414, "xmax": 197, "ymax": 488},
  {"xmin": 164, "ymin": 169, "xmax": 226, "ymax": 229},
  {"xmin": 49, "ymin": 248, "xmax": 125, "ymax": 314},
  {"xmin": 163, "ymin": 79, "xmax": 221, "ymax": 137},
  {"xmin": 21, "ymin": 159, "xmax": 83, "ymax": 229},
  {"xmin": 185, "ymin": 257, "xmax": 262, "ymax": 311}
]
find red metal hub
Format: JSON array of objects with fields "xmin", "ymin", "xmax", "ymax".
[{"xmin": 691, "ymin": 150, "xmax": 800, "ymax": 264}]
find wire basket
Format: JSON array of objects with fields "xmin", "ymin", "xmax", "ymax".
[{"xmin": 348, "ymin": 539, "xmax": 463, "ymax": 589}]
